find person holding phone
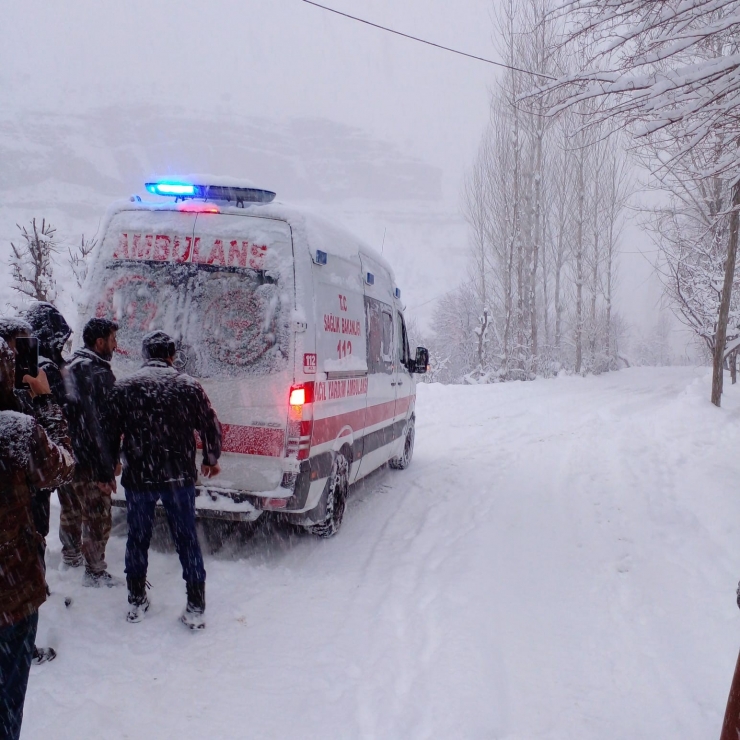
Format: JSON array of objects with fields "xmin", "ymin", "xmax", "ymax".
[
  {"xmin": 60, "ymin": 318, "xmax": 121, "ymax": 587},
  {"xmin": 0, "ymin": 337, "xmax": 75, "ymax": 740},
  {"xmin": 21, "ymin": 303, "xmax": 72, "ymax": 576},
  {"xmin": 22, "ymin": 303, "xmax": 72, "ymax": 408},
  {"xmin": 0, "ymin": 316, "xmax": 65, "ymax": 666},
  {"xmin": 0, "ymin": 318, "xmax": 35, "ymax": 412}
]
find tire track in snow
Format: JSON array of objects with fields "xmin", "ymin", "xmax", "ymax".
[{"xmin": 26, "ymin": 367, "xmax": 740, "ymax": 740}]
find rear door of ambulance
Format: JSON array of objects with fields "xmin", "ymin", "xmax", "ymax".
[{"xmin": 94, "ymin": 208, "xmax": 295, "ymax": 493}]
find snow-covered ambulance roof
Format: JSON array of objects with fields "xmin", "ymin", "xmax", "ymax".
[{"xmin": 98, "ymin": 196, "xmax": 396, "ymax": 282}]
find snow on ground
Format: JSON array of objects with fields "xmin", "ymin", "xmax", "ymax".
[{"xmin": 21, "ymin": 367, "xmax": 740, "ymax": 739}]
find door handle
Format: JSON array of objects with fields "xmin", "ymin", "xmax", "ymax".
[
  {"xmin": 397, "ymin": 380, "xmax": 403, "ymax": 385},
  {"xmin": 391, "ymin": 381, "xmax": 397, "ymax": 386}
]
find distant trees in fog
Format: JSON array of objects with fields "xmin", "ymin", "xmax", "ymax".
[
  {"xmin": 530, "ymin": 0, "xmax": 740, "ymax": 404},
  {"xmin": 425, "ymin": 0, "xmax": 632, "ymax": 383}
]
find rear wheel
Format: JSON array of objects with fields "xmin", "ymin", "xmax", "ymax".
[
  {"xmin": 390, "ymin": 418, "xmax": 415, "ymax": 470},
  {"xmin": 306, "ymin": 453, "xmax": 349, "ymax": 538},
  {"xmin": 199, "ymin": 519, "xmax": 240, "ymax": 554}
]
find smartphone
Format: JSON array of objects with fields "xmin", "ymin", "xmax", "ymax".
[{"xmin": 14, "ymin": 337, "xmax": 39, "ymax": 389}]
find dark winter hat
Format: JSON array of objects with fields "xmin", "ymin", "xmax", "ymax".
[
  {"xmin": 23, "ymin": 302, "xmax": 71, "ymax": 354},
  {"xmin": 82, "ymin": 318, "xmax": 119, "ymax": 348},
  {"xmin": 142, "ymin": 330, "xmax": 175, "ymax": 361},
  {"xmin": 0, "ymin": 316, "xmax": 32, "ymax": 343}
]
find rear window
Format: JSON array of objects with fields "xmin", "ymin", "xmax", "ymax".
[{"xmin": 91, "ymin": 210, "xmax": 294, "ymax": 378}]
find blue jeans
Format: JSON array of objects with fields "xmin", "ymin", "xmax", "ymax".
[
  {"xmin": 0, "ymin": 611, "xmax": 38, "ymax": 740},
  {"xmin": 125, "ymin": 485, "xmax": 206, "ymax": 583}
]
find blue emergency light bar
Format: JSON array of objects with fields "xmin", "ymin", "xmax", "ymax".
[
  {"xmin": 146, "ymin": 182, "xmax": 196, "ymax": 196},
  {"xmin": 144, "ymin": 180, "xmax": 276, "ymax": 206}
]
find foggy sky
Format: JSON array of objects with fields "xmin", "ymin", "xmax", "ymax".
[
  {"xmin": 2, "ymin": 0, "xmax": 494, "ymax": 198},
  {"xmin": 1, "ymin": 0, "xmax": 663, "ymax": 337}
]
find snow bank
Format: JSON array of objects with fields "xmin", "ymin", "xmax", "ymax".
[{"xmin": 22, "ymin": 367, "xmax": 740, "ymax": 739}]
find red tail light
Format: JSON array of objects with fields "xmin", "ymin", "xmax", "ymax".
[
  {"xmin": 286, "ymin": 382, "xmax": 314, "ymax": 460},
  {"xmin": 289, "ymin": 387, "xmax": 306, "ymax": 406}
]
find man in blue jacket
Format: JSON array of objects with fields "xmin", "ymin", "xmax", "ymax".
[{"xmin": 108, "ymin": 331, "xmax": 222, "ymax": 629}]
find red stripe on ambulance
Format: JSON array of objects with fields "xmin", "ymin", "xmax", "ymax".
[
  {"xmin": 206, "ymin": 396, "xmax": 414, "ymax": 458},
  {"xmin": 311, "ymin": 395, "xmax": 414, "ymax": 448}
]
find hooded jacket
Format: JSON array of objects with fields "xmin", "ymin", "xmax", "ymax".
[
  {"xmin": 64, "ymin": 348, "xmax": 117, "ymax": 482},
  {"xmin": 0, "ymin": 339, "xmax": 74, "ymax": 626},
  {"xmin": 23, "ymin": 301, "xmax": 72, "ymax": 408},
  {"xmin": 109, "ymin": 361, "xmax": 222, "ymax": 492}
]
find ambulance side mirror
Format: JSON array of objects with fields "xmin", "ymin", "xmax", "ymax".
[{"xmin": 410, "ymin": 347, "xmax": 429, "ymax": 374}]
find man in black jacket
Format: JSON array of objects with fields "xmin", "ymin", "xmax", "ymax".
[
  {"xmin": 60, "ymin": 318, "xmax": 120, "ymax": 586},
  {"xmin": 108, "ymin": 331, "xmax": 222, "ymax": 629},
  {"xmin": 23, "ymin": 302, "xmax": 71, "ymax": 409},
  {"xmin": 22, "ymin": 302, "xmax": 73, "ymax": 567}
]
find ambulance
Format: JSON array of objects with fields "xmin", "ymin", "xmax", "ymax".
[{"xmin": 83, "ymin": 178, "xmax": 429, "ymax": 537}]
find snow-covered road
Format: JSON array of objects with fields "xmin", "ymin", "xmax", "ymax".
[{"xmin": 22, "ymin": 368, "xmax": 740, "ymax": 739}]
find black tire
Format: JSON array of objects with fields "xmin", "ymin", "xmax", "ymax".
[
  {"xmin": 198, "ymin": 519, "xmax": 239, "ymax": 554},
  {"xmin": 389, "ymin": 418, "xmax": 415, "ymax": 470},
  {"xmin": 306, "ymin": 452, "xmax": 349, "ymax": 538}
]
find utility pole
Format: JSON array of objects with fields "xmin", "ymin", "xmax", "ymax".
[{"xmin": 720, "ymin": 648, "xmax": 740, "ymax": 739}]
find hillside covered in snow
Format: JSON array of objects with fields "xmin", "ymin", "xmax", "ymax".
[{"xmin": 0, "ymin": 106, "xmax": 467, "ymax": 330}]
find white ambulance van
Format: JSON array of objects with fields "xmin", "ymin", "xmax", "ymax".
[{"xmin": 83, "ymin": 178, "xmax": 429, "ymax": 537}]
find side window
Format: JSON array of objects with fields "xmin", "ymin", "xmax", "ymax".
[
  {"xmin": 397, "ymin": 312, "xmax": 410, "ymax": 367},
  {"xmin": 381, "ymin": 311, "xmax": 393, "ymax": 364},
  {"xmin": 365, "ymin": 297, "xmax": 393, "ymax": 375}
]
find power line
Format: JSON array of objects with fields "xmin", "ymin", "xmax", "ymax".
[
  {"xmin": 301, "ymin": 0, "xmax": 555, "ymax": 81},
  {"xmin": 407, "ymin": 288, "xmax": 453, "ymax": 310}
]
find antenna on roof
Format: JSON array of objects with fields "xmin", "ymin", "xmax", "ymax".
[{"xmin": 381, "ymin": 227, "xmax": 386, "ymax": 255}]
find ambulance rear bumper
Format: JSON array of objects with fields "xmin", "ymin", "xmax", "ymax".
[
  {"xmin": 109, "ymin": 463, "xmax": 328, "ymax": 521},
  {"xmin": 110, "ymin": 488, "xmax": 262, "ymax": 522}
]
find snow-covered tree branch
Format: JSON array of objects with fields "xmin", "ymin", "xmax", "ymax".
[
  {"xmin": 536, "ymin": 0, "xmax": 740, "ymax": 404},
  {"xmin": 9, "ymin": 218, "xmax": 59, "ymax": 305}
]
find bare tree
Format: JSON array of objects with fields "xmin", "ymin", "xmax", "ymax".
[
  {"xmin": 10, "ymin": 218, "xmax": 59, "ymax": 304},
  {"xmin": 641, "ymin": 138, "xmax": 740, "ymax": 359},
  {"xmin": 428, "ymin": 283, "xmax": 481, "ymax": 383},
  {"xmin": 536, "ymin": 0, "xmax": 740, "ymax": 403},
  {"xmin": 68, "ymin": 233, "xmax": 98, "ymax": 290},
  {"xmin": 443, "ymin": 0, "xmax": 632, "ymax": 383}
]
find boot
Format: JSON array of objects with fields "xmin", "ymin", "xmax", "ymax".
[
  {"xmin": 180, "ymin": 581, "xmax": 206, "ymax": 630},
  {"xmin": 126, "ymin": 577, "xmax": 150, "ymax": 623},
  {"xmin": 83, "ymin": 569, "xmax": 123, "ymax": 588},
  {"xmin": 32, "ymin": 646, "xmax": 57, "ymax": 665},
  {"xmin": 60, "ymin": 554, "xmax": 84, "ymax": 570}
]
